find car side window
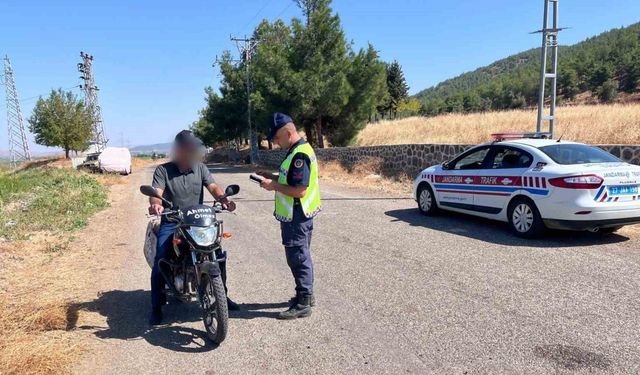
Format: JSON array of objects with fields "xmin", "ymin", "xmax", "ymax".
[
  {"xmin": 452, "ymin": 147, "xmax": 490, "ymax": 170},
  {"xmin": 489, "ymin": 147, "xmax": 533, "ymax": 169}
]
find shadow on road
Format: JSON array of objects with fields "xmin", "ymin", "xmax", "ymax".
[
  {"xmin": 230, "ymin": 301, "xmax": 290, "ymax": 320},
  {"xmin": 385, "ymin": 208, "xmax": 630, "ymax": 248},
  {"xmin": 70, "ymin": 289, "xmax": 216, "ymax": 353}
]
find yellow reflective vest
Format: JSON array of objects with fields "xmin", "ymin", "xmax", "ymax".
[{"xmin": 274, "ymin": 142, "xmax": 321, "ymax": 222}]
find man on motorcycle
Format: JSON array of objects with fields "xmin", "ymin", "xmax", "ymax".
[{"xmin": 148, "ymin": 130, "xmax": 238, "ymax": 325}]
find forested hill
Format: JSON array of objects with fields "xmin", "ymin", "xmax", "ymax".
[{"xmin": 414, "ymin": 22, "xmax": 640, "ymax": 115}]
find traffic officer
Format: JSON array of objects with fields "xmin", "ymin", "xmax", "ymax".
[{"xmin": 257, "ymin": 112, "xmax": 321, "ymax": 320}]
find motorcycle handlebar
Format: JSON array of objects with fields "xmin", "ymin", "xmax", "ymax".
[{"xmin": 147, "ymin": 202, "xmax": 232, "ymax": 218}]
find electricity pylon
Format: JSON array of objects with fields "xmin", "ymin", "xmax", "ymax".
[
  {"xmin": 78, "ymin": 51, "xmax": 107, "ymax": 152},
  {"xmin": 3, "ymin": 56, "xmax": 31, "ymax": 168}
]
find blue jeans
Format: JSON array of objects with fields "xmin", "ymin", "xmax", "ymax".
[
  {"xmin": 280, "ymin": 205, "xmax": 314, "ymax": 296},
  {"xmin": 151, "ymin": 222, "xmax": 177, "ymax": 308}
]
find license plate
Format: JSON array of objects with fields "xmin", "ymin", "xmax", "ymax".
[{"xmin": 608, "ymin": 185, "xmax": 639, "ymax": 196}]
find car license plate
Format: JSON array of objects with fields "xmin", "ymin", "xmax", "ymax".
[{"xmin": 608, "ymin": 185, "xmax": 639, "ymax": 196}]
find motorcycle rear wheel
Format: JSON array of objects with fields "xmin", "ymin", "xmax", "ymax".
[{"xmin": 199, "ymin": 274, "xmax": 228, "ymax": 344}]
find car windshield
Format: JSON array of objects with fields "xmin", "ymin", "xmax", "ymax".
[{"xmin": 539, "ymin": 144, "xmax": 620, "ymax": 165}]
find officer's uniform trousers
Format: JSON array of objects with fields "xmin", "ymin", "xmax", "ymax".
[{"xmin": 280, "ymin": 204, "xmax": 314, "ymax": 296}]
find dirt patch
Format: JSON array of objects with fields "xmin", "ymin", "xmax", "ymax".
[
  {"xmin": 534, "ymin": 344, "xmax": 611, "ymax": 370},
  {"xmin": 0, "ymin": 162, "xmax": 155, "ymax": 375}
]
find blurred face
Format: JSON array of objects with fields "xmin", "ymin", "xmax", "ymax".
[
  {"xmin": 173, "ymin": 143, "xmax": 201, "ymax": 165},
  {"xmin": 272, "ymin": 124, "xmax": 292, "ymax": 150}
]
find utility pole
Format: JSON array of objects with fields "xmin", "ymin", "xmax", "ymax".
[
  {"xmin": 3, "ymin": 56, "xmax": 31, "ymax": 168},
  {"xmin": 231, "ymin": 35, "xmax": 259, "ymax": 164},
  {"xmin": 533, "ymin": 0, "xmax": 564, "ymax": 137},
  {"xmin": 78, "ymin": 51, "xmax": 107, "ymax": 152}
]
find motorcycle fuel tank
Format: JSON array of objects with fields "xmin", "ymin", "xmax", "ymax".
[{"xmin": 181, "ymin": 204, "xmax": 217, "ymax": 227}]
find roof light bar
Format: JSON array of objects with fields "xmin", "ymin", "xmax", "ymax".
[{"xmin": 491, "ymin": 132, "xmax": 553, "ymax": 141}]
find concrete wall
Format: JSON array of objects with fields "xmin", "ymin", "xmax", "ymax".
[{"xmin": 257, "ymin": 144, "xmax": 640, "ymax": 176}]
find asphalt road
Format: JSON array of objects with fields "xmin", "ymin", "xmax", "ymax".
[{"xmin": 76, "ymin": 164, "xmax": 640, "ymax": 374}]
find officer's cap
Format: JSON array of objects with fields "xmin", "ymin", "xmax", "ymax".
[{"xmin": 267, "ymin": 112, "xmax": 293, "ymax": 141}]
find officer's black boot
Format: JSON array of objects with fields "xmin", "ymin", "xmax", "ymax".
[
  {"xmin": 277, "ymin": 294, "xmax": 312, "ymax": 320},
  {"xmin": 288, "ymin": 294, "xmax": 316, "ymax": 307}
]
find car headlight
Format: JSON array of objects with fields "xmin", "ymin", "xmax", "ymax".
[{"xmin": 187, "ymin": 226, "xmax": 218, "ymax": 246}]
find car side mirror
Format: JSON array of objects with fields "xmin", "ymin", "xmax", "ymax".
[
  {"xmin": 442, "ymin": 161, "xmax": 451, "ymax": 170},
  {"xmin": 140, "ymin": 185, "xmax": 173, "ymax": 207},
  {"xmin": 224, "ymin": 184, "xmax": 240, "ymax": 197}
]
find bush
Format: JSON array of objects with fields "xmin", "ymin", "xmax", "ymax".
[{"xmin": 598, "ymin": 79, "xmax": 619, "ymax": 103}]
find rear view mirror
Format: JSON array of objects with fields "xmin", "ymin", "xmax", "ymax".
[
  {"xmin": 140, "ymin": 185, "xmax": 160, "ymax": 198},
  {"xmin": 225, "ymin": 184, "xmax": 240, "ymax": 197},
  {"xmin": 442, "ymin": 161, "xmax": 451, "ymax": 170}
]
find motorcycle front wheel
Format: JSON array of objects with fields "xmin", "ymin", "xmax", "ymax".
[{"xmin": 199, "ymin": 274, "xmax": 228, "ymax": 344}]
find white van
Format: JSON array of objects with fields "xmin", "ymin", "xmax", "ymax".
[{"xmin": 98, "ymin": 147, "xmax": 132, "ymax": 175}]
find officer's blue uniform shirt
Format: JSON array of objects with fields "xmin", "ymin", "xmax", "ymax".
[{"xmin": 285, "ymin": 138, "xmax": 311, "ymax": 189}]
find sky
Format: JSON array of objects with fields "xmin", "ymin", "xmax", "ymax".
[{"xmin": 1, "ymin": 0, "xmax": 639, "ymax": 153}]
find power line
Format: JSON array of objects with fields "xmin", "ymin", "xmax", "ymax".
[
  {"xmin": 240, "ymin": 0, "xmax": 274, "ymax": 33},
  {"xmin": 274, "ymin": 1, "xmax": 295, "ymax": 20},
  {"xmin": 19, "ymin": 85, "xmax": 81, "ymax": 103}
]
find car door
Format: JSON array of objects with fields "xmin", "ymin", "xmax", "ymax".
[
  {"xmin": 473, "ymin": 145, "xmax": 534, "ymax": 215},
  {"xmin": 434, "ymin": 146, "xmax": 491, "ymax": 212}
]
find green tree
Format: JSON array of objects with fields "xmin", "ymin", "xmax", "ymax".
[
  {"xmin": 250, "ymin": 19, "xmax": 299, "ymax": 144},
  {"xmin": 325, "ymin": 45, "xmax": 387, "ymax": 146},
  {"xmin": 589, "ymin": 64, "xmax": 613, "ymax": 91},
  {"xmin": 290, "ymin": 0, "xmax": 351, "ymax": 148},
  {"xmin": 28, "ymin": 89, "xmax": 93, "ymax": 159},
  {"xmin": 559, "ymin": 68, "xmax": 580, "ymax": 100},
  {"xmin": 462, "ymin": 91, "xmax": 482, "ymax": 112},
  {"xmin": 382, "ymin": 60, "xmax": 409, "ymax": 118},
  {"xmin": 598, "ymin": 79, "xmax": 619, "ymax": 103},
  {"xmin": 193, "ymin": 53, "xmax": 249, "ymax": 148}
]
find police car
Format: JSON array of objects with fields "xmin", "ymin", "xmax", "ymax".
[{"xmin": 412, "ymin": 133, "xmax": 640, "ymax": 237}]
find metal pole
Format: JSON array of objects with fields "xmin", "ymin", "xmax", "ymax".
[
  {"xmin": 536, "ymin": 0, "xmax": 550, "ymax": 133},
  {"xmin": 549, "ymin": 0, "xmax": 559, "ymax": 136},
  {"xmin": 245, "ymin": 45, "xmax": 258, "ymax": 165},
  {"xmin": 231, "ymin": 36, "xmax": 259, "ymax": 164}
]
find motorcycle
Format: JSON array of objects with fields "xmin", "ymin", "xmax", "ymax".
[{"xmin": 139, "ymin": 184, "xmax": 239, "ymax": 344}]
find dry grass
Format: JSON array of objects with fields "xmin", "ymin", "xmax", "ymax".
[
  {"xmin": 132, "ymin": 156, "xmax": 163, "ymax": 169},
  {"xmin": 93, "ymin": 157, "xmax": 161, "ymax": 186},
  {"xmin": 356, "ymin": 103, "xmax": 640, "ymax": 146},
  {"xmin": 319, "ymin": 157, "xmax": 412, "ymax": 195},
  {"xmin": 0, "ymin": 159, "xmax": 126, "ymax": 374},
  {"xmin": 0, "ymin": 237, "xmax": 82, "ymax": 375}
]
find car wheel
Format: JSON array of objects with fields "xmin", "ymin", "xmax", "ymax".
[
  {"xmin": 417, "ymin": 184, "xmax": 437, "ymax": 216},
  {"xmin": 507, "ymin": 198, "xmax": 545, "ymax": 238}
]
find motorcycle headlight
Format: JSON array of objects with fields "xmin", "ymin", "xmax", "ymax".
[{"xmin": 186, "ymin": 226, "xmax": 218, "ymax": 247}]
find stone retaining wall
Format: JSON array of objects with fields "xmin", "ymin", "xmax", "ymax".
[{"xmin": 257, "ymin": 144, "xmax": 640, "ymax": 176}]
